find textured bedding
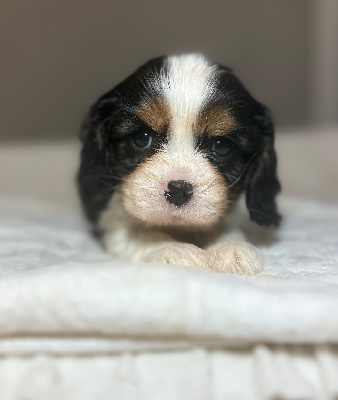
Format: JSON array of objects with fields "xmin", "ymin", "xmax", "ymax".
[{"xmin": 1, "ymin": 194, "xmax": 338, "ymax": 399}]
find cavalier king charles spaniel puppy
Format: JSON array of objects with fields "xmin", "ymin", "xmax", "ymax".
[{"xmin": 78, "ymin": 54, "xmax": 281, "ymax": 275}]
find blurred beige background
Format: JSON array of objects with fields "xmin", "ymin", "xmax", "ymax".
[{"xmin": 1, "ymin": 0, "xmax": 337, "ymax": 142}]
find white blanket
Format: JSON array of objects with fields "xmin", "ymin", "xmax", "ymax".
[{"xmin": 1, "ymin": 195, "xmax": 338, "ymax": 399}]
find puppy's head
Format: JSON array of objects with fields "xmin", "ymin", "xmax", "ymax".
[{"xmin": 79, "ymin": 54, "xmax": 281, "ymax": 228}]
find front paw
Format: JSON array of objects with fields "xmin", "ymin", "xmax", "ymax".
[
  {"xmin": 206, "ymin": 242, "xmax": 263, "ymax": 275},
  {"xmin": 144, "ymin": 242, "xmax": 209, "ymax": 270}
]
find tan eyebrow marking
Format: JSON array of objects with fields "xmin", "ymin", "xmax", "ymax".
[
  {"xmin": 195, "ymin": 105, "xmax": 236, "ymax": 137},
  {"xmin": 136, "ymin": 97, "xmax": 170, "ymax": 133}
]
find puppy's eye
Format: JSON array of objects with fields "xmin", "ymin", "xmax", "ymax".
[
  {"xmin": 212, "ymin": 137, "xmax": 231, "ymax": 156},
  {"xmin": 132, "ymin": 131, "xmax": 152, "ymax": 149}
]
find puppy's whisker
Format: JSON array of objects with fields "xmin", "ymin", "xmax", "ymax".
[
  {"xmin": 196, "ymin": 181, "xmax": 218, "ymax": 195},
  {"xmin": 135, "ymin": 185, "xmax": 162, "ymax": 191},
  {"xmin": 97, "ymin": 175, "xmax": 126, "ymax": 182}
]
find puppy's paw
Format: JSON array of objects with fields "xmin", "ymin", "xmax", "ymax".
[
  {"xmin": 206, "ymin": 242, "xmax": 263, "ymax": 275},
  {"xmin": 144, "ymin": 242, "xmax": 208, "ymax": 270}
]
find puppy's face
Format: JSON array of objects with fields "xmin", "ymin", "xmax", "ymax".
[{"xmin": 79, "ymin": 55, "xmax": 281, "ymax": 228}]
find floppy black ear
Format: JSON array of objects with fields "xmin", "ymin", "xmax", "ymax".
[
  {"xmin": 78, "ymin": 92, "xmax": 121, "ymax": 224},
  {"xmin": 79, "ymin": 93, "xmax": 122, "ymax": 145},
  {"xmin": 245, "ymin": 106, "xmax": 281, "ymax": 227}
]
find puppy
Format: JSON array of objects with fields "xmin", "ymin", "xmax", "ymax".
[{"xmin": 78, "ymin": 54, "xmax": 281, "ymax": 275}]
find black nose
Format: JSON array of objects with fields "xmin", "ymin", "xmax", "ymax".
[{"xmin": 164, "ymin": 180, "xmax": 193, "ymax": 207}]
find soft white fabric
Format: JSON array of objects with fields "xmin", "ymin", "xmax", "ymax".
[
  {"xmin": 1, "ymin": 195, "xmax": 338, "ymax": 399},
  {"xmin": 0, "ymin": 346, "xmax": 337, "ymax": 400},
  {"xmin": 1, "ymin": 195, "xmax": 338, "ymax": 341}
]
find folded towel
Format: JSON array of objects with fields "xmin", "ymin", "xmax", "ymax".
[{"xmin": 1, "ymin": 195, "xmax": 338, "ymax": 349}]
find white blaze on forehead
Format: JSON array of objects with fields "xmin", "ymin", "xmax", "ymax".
[{"xmin": 162, "ymin": 54, "xmax": 217, "ymax": 151}]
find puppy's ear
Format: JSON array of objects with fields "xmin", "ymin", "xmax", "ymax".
[
  {"xmin": 79, "ymin": 93, "xmax": 121, "ymax": 146},
  {"xmin": 245, "ymin": 105, "xmax": 281, "ymax": 227},
  {"xmin": 78, "ymin": 93, "xmax": 121, "ymax": 224}
]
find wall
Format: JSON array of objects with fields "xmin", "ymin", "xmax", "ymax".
[{"xmin": 0, "ymin": 0, "xmax": 315, "ymax": 141}]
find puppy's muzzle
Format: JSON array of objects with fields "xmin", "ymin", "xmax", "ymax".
[{"xmin": 164, "ymin": 180, "xmax": 193, "ymax": 207}]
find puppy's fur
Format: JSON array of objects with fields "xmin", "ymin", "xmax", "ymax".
[{"xmin": 78, "ymin": 54, "xmax": 281, "ymax": 274}]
